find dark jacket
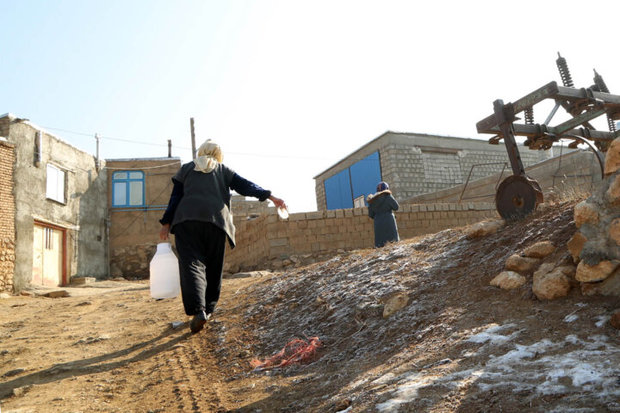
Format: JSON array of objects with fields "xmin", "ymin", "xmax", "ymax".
[
  {"xmin": 160, "ymin": 162, "xmax": 271, "ymax": 248},
  {"xmin": 368, "ymin": 191, "xmax": 400, "ymax": 248}
]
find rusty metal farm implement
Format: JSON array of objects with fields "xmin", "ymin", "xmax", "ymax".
[{"xmin": 477, "ymin": 54, "xmax": 620, "ymax": 219}]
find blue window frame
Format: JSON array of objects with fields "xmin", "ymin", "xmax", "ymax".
[{"xmin": 112, "ymin": 171, "xmax": 145, "ymax": 207}]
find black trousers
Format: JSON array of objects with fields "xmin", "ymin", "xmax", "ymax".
[{"xmin": 174, "ymin": 221, "xmax": 227, "ymax": 316}]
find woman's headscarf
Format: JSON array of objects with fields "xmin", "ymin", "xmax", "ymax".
[
  {"xmin": 368, "ymin": 181, "xmax": 391, "ymax": 202},
  {"xmin": 194, "ymin": 140, "xmax": 223, "ymax": 173},
  {"xmin": 376, "ymin": 181, "xmax": 389, "ymax": 192}
]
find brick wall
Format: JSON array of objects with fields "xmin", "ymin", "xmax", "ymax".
[
  {"xmin": 0, "ymin": 140, "xmax": 16, "ymax": 292},
  {"xmin": 231, "ymin": 195, "xmax": 273, "ymax": 217},
  {"xmin": 225, "ymin": 202, "xmax": 497, "ymax": 272}
]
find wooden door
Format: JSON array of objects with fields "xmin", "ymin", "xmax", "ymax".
[
  {"xmin": 32, "ymin": 225, "xmax": 44, "ymax": 285},
  {"xmin": 32, "ymin": 224, "xmax": 65, "ymax": 286}
]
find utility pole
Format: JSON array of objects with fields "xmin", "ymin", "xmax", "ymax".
[
  {"xmin": 167, "ymin": 139, "xmax": 172, "ymax": 158},
  {"xmin": 190, "ymin": 118, "xmax": 196, "ymax": 159},
  {"xmin": 95, "ymin": 133, "xmax": 100, "ymax": 172}
]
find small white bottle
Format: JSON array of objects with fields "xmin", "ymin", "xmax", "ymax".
[
  {"xmin": 149, "ymin": 242, "xmax": 181, "ymax": 299},
  {"xmin": 277, "ymin": 206, "xmax": 289, "ymax": 220}
]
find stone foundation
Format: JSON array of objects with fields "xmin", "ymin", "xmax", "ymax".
[
  {"xmin": 110, "ymin": 243, "xmax": 157, "ymax": 279},
  {"xmin": 0, "ymin": 239, "xmax": 15, "ymax": 293}
]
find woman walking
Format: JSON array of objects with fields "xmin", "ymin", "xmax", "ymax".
[
  {"xmin": 367, "ymin": 181, "xmax": 400, "ymax": 248},
  {"xmin": 159, "ymin": 140, "xmax": 286, "ymax": 333}
]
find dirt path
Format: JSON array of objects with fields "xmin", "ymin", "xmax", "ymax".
[{"xmin": 0, "ymin": 277, "xmax": 271, "ymax": 413}]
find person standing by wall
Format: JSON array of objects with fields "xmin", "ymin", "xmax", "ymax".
[
  {"xmin": 367, "ymin": 181, "xmax": 400, "ymax": 248},
  {"xmin": 159, "ymin": 140, "xmax": 286, "ymax": 334}
]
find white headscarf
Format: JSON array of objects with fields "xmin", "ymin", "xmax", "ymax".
[{"xmin": 194, "ymin": 140, "xmax": 223, "ymax": 173}]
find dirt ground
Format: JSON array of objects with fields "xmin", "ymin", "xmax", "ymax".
[{"xmin": 1, "ymin": 200, "xmax": 619, "ymax": 413}]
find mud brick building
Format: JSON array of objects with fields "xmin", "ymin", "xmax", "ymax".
[{"xmin": 106, "ymin": 157, "xmax": 181, "ymax": 278}]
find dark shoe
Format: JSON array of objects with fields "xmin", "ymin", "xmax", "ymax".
[{"xmin": 190, "ymin": 311, "xmax": 210, "ymax": 334}]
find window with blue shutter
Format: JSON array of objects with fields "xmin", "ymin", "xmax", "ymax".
[{"xmin": 112, "ymin": 171, "xmax": 145, "ymax": 207}]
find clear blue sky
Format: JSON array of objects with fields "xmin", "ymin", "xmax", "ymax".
[{"xmin": 2, "ymin": 0, "xmax": 619, "ymax": 211}]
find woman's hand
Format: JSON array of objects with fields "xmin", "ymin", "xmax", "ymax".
[
  {"xmin": 268, "ymin": 195, "xmax": 287, "ymax": 210},
  {"xmin": 159, "ymin": 224, "xmax": 170, "ymax": 241}
]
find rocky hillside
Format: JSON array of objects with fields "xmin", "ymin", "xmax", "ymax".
[{"xmin": 239, "ymin": 200, "xmax": 620, "ymax": 412}]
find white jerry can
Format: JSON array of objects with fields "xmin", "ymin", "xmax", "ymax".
[{"xmin": 149, "ymin": 242, "xmax": 181, "ymax": 299}]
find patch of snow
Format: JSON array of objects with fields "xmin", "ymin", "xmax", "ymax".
[
  {"xmin": 372, "ymin": 372, "xmax": 397, "ymax": 386},
  {"xmin": 564, "ymin": 314, "xmax": 579, "ymax": 322},
  {"xmin": 375, "ymin": 372, "xmax": 437, "ymax": 412},
  {"xmin": 595, "ymin": 315, "xmax": 610, "ymax": 328},
  {"xmin": 488, "ymin": 338, "xmax": 557, "ymax": 367},
  {"xmin": 376, "ymin": 333, "xmax": 620, "ymax": 411},
  {"xmin": 465, "ymin": 323, "xmax": 519, "ymax": 344}
]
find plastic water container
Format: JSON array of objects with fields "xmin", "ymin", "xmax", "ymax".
[{"xmin": 149, "ymin": 242, "xmax": 181, "ymax": 299}]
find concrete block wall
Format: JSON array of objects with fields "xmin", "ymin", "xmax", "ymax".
[
  {"xmin": 225, "ymin": 202, "xmax": 497, "ymax": 272},
  {"xmin": 381, "ymin": 143, "xmax": 549, "ymax": 202},
  {"xmin": 0, "ymin": 140, "xmax": 16, "ymax": 292},
  {"xmin": 406, "ymin": 150, "xmax": 600, "ymax": 205},
  {"xmin": 231, "ymin": 195, "xmax": 273, "ymax": 217},
  {"xmin": 226, "ymin": 215, "xmax": 271, "ymax": 272},
  {"xmin": 314, "ymin": 180, "xmax": 327, "ymax": 213}
]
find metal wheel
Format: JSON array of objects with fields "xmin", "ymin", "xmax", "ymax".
[{"xmin": 495, "ymin": 175, "xmax": 543, "ymax": 220}]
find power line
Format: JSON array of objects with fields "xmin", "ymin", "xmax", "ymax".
[
  {"xmin": 39, "ymin": 124, "xmax": 394, "ymax": 163},
  {"xmin": 39, "ymin": 124, "xmax": 337, "ymax": 161},
  {"xmin": 41, "ymin": 125, "xmax": 189, "ymax": 149}
]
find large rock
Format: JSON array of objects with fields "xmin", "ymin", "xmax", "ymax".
[
  {"xmin": 611, "ymin": 310, "xmax": 620, "ymax": 329},
  {"xmin": 604, "ymin": 137, "xmax": 620, "ymax": 176},
  {"xmin": 573, "ymin": 201, "xmax": 600, "ymax": 228},
  {"xmin": 465, "ymin": 220, "xmax": 503, "ymax": 239},
  {"xmin": 575, "ymin": 260, "xmax": 619, "ymax": 282},
  {"xmin": 605, "ymin": 175, "xmax": 620, "ymax": 205},
  {"xmin": 580, "ymin": 270, "xmax": 620, "ymax": 297},
  {"xmin": 382, "ymin": 293, "xmax": 409, "ymax": 318},
  {"xmin": 505, "ymin": 254, "xmax": 540, "ymax": 273},
  {"xmin": 523, "ymin": 241, "xmax": 556, "ymax": 259},
  {"xmin": 610, "ymin": 218, "xmax": 620, "ymax": 246},
  {"xmin": 490, "ymin": 271, "xmax": 526, "ymax": 290},
  {"xmin": 532, "ymin": 266, "xmax": 571, "ymax": 300},
  {"xmin": 567, "ymin": 232, "xmax": 587, "ymax": 263},
  {"xmin": 555, "ymin": 264, "xmax": 577, "ymax": 278}
]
